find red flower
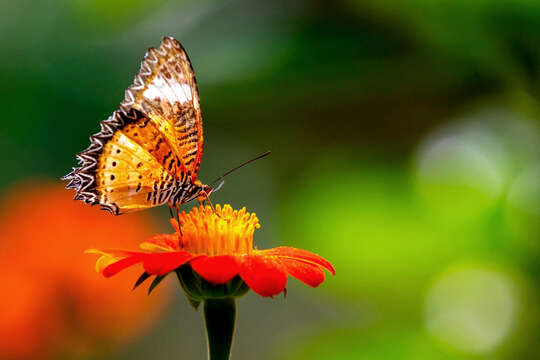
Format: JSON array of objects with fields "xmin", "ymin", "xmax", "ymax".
[{"xmin": 89, "ymin": 204, "xmax": 335, "ymax": 297}]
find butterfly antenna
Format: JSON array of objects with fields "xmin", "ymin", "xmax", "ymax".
[{"xmin": 211, "ymin": 150, "xmax": 271, "ymax": 185}]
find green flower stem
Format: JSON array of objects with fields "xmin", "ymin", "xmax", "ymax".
[{"xmin": 203, "ymin": 298, "xmax": 236, "ymax": 360}]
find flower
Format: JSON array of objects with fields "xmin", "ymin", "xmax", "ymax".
[
  {"xmin": 88, "ymin": 204, "xmax": 335, "ymax": 297},
  {"xmin": 0, "ymin": 182, "xmax": 170, "ymax": 359}
]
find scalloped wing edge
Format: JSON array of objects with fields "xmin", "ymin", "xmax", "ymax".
[
  {"xmin": 119, "ymin": 36, "xmax": 203, "ymax": 178},
  {"xmin": 62, "ymin": 108, "xmax": 142, "ymax": 215}
]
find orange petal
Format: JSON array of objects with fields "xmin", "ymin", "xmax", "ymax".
[
  {"xmin": 262, "ymin": 247, "xmax": 335, "ymax": 275},
  {"xmin": 238, "ymin": 255, "xmax": 287, "ymax": 297},
  {"xmin": 142, "ymin": 252, "xmax": 195, "ymax": 276},
  {"xmin": 190, "ymin": 255, "xmax": 240, "ymax": 284},
  {"xmin": 279, "ymin": 258, "xmax": 325, "ymax": 287},
  {"xmin": 102, "ymin": 255, "xmax": 143, "ymax": 277},
  {"xmin": 140, "ymin": 234, "xmax": 179, "ymax": 252},
  {"xmin": 86, "ymin": 248, "xmax": 144, "ymax": 257},
  {"xmin": 95, "ymin": 254, "xmax": 119, "ymax": 273},
  {"xmin": 85, "ymin": 249, "xmax": 120, "ymax": 273}
]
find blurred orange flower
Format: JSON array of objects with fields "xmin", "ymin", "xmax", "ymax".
[{"xmin": 0, "ymin": 182, "xmax": 170, "ymax": 359}]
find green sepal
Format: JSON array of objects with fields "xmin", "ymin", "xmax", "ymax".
[
  {"xmin": 186, "ymin": 296, "xmax": 202, "ymax": 310},
  {"xmin": 176, "ymin": 265, "xmax": 203, "ymax": 299},
  {"xmin": 148, "ymin": 274, "xmax": 167, "ymax": 295},
  {"xmin": 175, "ymin": 264, "xmax": 250, "ymax": 309},
  {"xmin": 133, "ymin": 272, "xmax": 151, "ymax": 290}
]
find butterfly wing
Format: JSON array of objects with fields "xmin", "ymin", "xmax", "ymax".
[
  {"xmin": 64, "ymin": 108, "xmax": 181, "ymax": 214},
  {"xmin": 121, "ymin": 36, "xmax": 204, "ymax": 179},
  {"xmin": 64, "ymin": 37, "xmax": 204, "ymax": 214}
]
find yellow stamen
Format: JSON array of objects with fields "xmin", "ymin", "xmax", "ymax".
[{"xmin": 178, "ymin": 204, "xmax": 260, "ymax": 256}]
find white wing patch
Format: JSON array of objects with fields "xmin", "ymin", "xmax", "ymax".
[{"xmin": 143, "ymin": 74, "xmax": 193, "ymax": 105}]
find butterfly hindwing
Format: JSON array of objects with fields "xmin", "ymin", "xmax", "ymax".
[
  {"xmin": 65, "ymin": 110, "xmax": 178, "ymax": 214},
  {"xmin": 94, "ymin": 110, "xmax": 180, "ymax": 213}
]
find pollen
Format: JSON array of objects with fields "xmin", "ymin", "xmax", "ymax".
[{"xmin": 175, "ymin": 204, "xmax": 260, "ymax": 256}]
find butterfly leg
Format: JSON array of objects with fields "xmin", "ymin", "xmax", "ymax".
[
  {"xmin": 168, "ymin": 205, "xmax": 183, "ymax": 236},
  {"xmin": 198, "ymin": 192, "xmax": 220, "ymax": 216},
  {"xmin": 174, "ymin": 204, "xmax": 183, "ymax": 237}
]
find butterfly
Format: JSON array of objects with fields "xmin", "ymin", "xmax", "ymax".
[{"xmin": 63, "ymin": 37, "xmax": 213, "ymax": 215}]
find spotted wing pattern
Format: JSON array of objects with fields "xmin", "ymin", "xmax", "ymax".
[{"xmin": 63, "ymin": 37, "xmax": 204, "ymax": 214}]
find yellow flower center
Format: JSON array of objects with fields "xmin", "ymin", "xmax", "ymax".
[{"xmin": 177, "ymin": 204, "xmax": 260, "ymax": 256}]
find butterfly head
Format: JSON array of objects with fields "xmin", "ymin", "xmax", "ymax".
[
  {"xmin": 184, "ymin": 180, "xmax": 213, "ymax": 204},
  {"xmin": 198, "ymin": 181, "xmax": 214, "ymax": 202}
]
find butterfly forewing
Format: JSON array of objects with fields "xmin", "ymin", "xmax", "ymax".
[
  {"xmin": 121, "ymin": 37, "xmax": 204, "ymax": 179},
  {"xmin": 64, "ymin": 37, "xmax": 204, "ymax": 214}
]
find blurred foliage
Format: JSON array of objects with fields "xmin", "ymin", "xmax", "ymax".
[
  {"xmin": 278, "ymin": 327, "xmax": 470, "ymax": 360},
  {"xmin": 1, "ymin": 0, "xmax": 540, "ymax": 359}
]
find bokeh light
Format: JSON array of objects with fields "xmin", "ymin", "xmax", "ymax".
[
  {"xmin": 425, "ymin": 264, "xmax": 519, "ymax": 354},
  {"xmin": 414, "ymin": 113, "xmax": 510, "ymax": 222},
  {"xmin": 506, "ymin": 163, "xmax": 540, "ymax": 247}
]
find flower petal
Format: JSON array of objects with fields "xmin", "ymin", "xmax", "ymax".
[
  {"xmin": 142, "ymin": 251, "xmax": 194, "ymax": 276},
  {"xmin": 85, "ymin": 249, "xmax": 121, "ymax": 273},
  {"xmin": 190, "ymin": 255, "xmax": 239, "ymax": 284},
  {"xmin": 239, "ymin": 255, "xmax": 287, "ymax": 297},
  {"xmin": 102, "ymin": 255, "xmax": 143, "ymax": 277},
  {"xmin": 140, "ymin": 234, "xmax": 179, "ymax": 252},
  {"xmin": 86, "ymin": 248, "xmax": 141, "ymax": 258},
  {"xmin": 262, "ymin": 247, "xmax": 335, "ymax": 275},
  {"xmin": 95, "ymin": 253, "xmax": 119, "ymax": 273},
  {"xmin": 279, "ymin": 258, "xmax": 325, "ymax": 287}
]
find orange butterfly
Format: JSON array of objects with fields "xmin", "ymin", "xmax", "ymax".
[{"xmin": 63, "ymin": 37, "xmax": 212, "ymax": 215}]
